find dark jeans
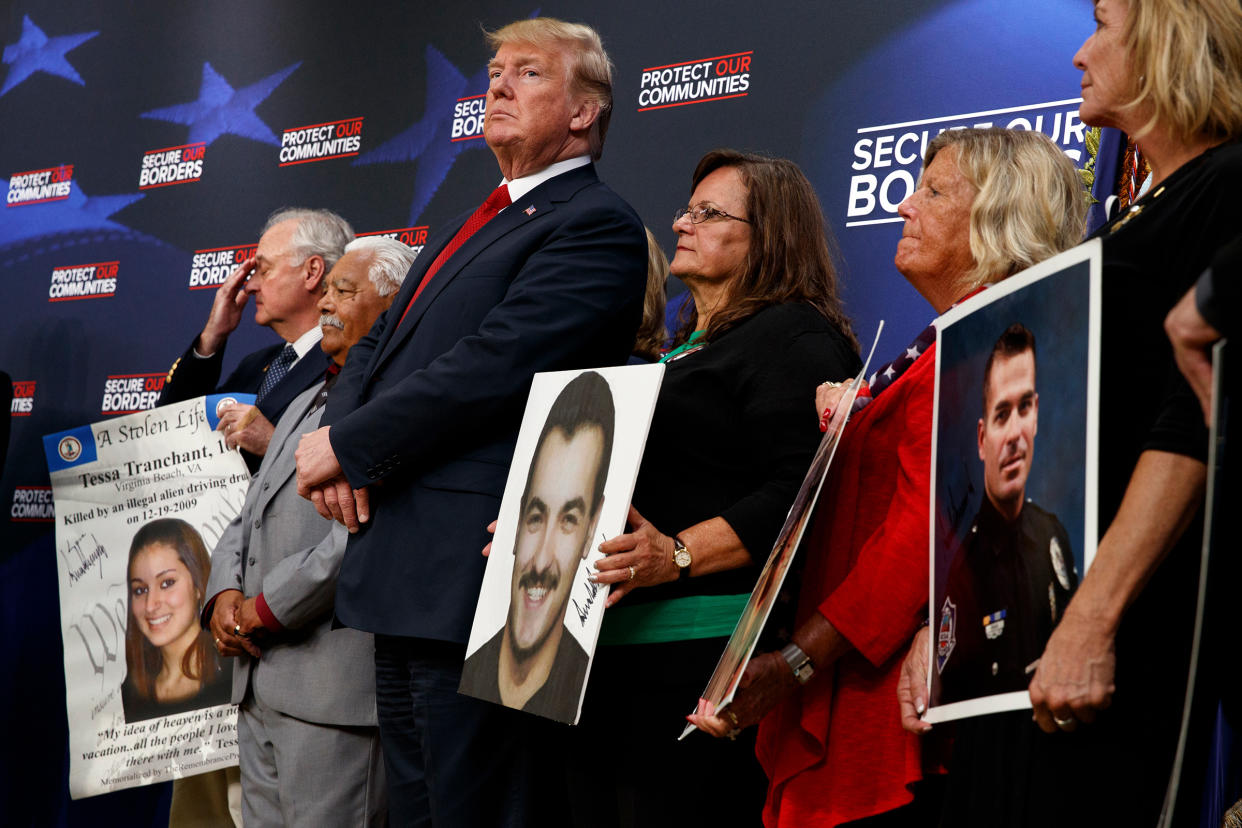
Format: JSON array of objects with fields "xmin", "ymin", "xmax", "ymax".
[{"xmin": 374, "ymin": 634, "xmax": 569, "ymax": 828}]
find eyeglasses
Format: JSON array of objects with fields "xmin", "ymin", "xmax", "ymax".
[{"xmin": 673, "ymin": 205, "xmax": 752, "ymax": 225}]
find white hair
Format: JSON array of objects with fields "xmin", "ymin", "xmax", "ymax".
[
  {"xmin": 262, "ymin": 208, "xmax": 355, "ymax": 271},
  {"xmin": 344, "ymin": 236, "xmax": 416, "ymax": 297}
]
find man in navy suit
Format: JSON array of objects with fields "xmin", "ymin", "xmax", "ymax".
[
  {"xmin": 160, "ymin": 208, "xmax": 353, "ymax": 467},
  {"xmin": 295, "ymin": 17, "xmax": 646, "ymax": 827}
]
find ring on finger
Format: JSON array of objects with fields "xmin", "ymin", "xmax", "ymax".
[
  {"xmin": 214, "ymin": 637, "xmax": 222, "ymax": 648},
  {"xmin": 627, "ymin": 565, "xmax": 636, "ymax": 582},
  {"xmin": 820, "ymin": 380, "xmax": 843, "ymax": 389},
  {"xmin": 726, "ymin": 710, "xmax": 740, "ymax": 727},
  {"xmin": 1053, "ymin": 714, "xmax": 1076, "ymax": 730}
]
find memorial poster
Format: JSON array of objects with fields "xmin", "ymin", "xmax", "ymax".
[
  {"xmin": 924, "ymin": 241, "xmax": 1101, "ymax": 723},
  {"xmin": 45, "ymin": 394, "xmax": 252, "ymax": 798},
  {"xmin": 460, "ymin": 366, "xmax": 664, "ymax": 725}
]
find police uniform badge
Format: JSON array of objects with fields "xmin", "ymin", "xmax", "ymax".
[
  {"xmin": 983, "ymin": 609, "xmax": 1006, "ymax": 640},
  {"xmin": 936, "ymin": 596, "xmax": 956, "ymax": 674},
  {"xmin": 1049, "ymin": 536, "xmax": 1072, "ymax": 591}
]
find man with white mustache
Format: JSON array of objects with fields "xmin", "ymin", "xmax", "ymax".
[
  {"xmin": 202, "ymin": 236, "xmax": 414, "ymax": 827},
  {"xmin": 316, "ymin": 238, "xmax": 408, "ymax": 368},
  {"xmin": 938, "ymin": 323, "xmax": 1078, "ymax": 704}
]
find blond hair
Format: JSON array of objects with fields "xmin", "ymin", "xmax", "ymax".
[
  {"xmin": 1124, "ymin": 0, "xmax": 1242, "ymax": 143},
  {"xmin": 632, "ymin": 228, "xmax": 669, "ymax": 361},
  {"xmin": 924, "ymin": 128, "xmax": 1088, "ymax": 293},
  {"xmin": 485, "ymin": 18, "xmax": 614, "ymax": 159}
]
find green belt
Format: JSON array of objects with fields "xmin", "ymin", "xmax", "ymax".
[{"xmin": 597, "ymin": 593, "xmax": 751, "ymax": 646}]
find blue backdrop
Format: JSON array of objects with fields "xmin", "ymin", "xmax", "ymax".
[{"xmin": 0, "ymin": 1, "xmax": 1097, "ymax": 823}]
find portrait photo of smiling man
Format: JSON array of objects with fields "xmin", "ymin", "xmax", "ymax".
[
  {"xmin": 936, "ymin": 322, "xmax": 1079, "ymax": 706},
  {"xmin": 460, "ymin": 370, "xmax": 615, "ymax": 723}
]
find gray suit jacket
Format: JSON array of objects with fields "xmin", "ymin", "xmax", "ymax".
[{"xmin": 204, "ymin": 382, "xmax": 376, "ymax": 727}]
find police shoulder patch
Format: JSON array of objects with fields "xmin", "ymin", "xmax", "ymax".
[
  {"xmin": 1050, "ymin": 535, "xmax": 1071, "ymax": 591},
  {"xmin": 936, "ymin": 596, "xmax": 956, "ymax": 674}
]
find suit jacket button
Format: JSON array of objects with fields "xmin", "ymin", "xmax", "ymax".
[
  {"xmin": 249, "ymin": 558, "xmax": 256, "ymax": 567},
  {"xmin": 253, "ymin": 519, "xmax": 261, "ymax": 529}
]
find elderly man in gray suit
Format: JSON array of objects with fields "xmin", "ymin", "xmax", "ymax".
[{"xmin": 201, "ymin": 236, "xmax": 415, "ymax": 826}]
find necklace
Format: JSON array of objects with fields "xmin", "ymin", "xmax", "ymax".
[
  {"xmin": 1107, "ymin": 183, "xmax": 1166, "ymax": 235},
  {"xmin": 660, "ymin": 329, "xmax": 706, "ymax": 363}
]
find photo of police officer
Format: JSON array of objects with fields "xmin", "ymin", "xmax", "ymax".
[
  {"xmin": 937, "ymin": 323, "xmax": 1078, "ymax": 705},
  {"xmin": 460, "ymin": 371, "xmax": 615, "ymax": 724}
]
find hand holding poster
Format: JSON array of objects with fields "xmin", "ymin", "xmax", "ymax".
[
  {"xmin": 924, "ymin": 241, "xmax": 1101, "ymax": 723},
  {"xmin": 44, "ymin": 394, "xmax": 252, "ymax": 798},
  {"xmin": 460, "ymin": 365, "xmax": 664, "ymax": 725},
  {"xmin": 682, "ymin": 325, "xmax": 884, "ymax": 738}
]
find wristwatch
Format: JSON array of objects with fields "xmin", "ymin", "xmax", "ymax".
[
  {"xmin": 780, "ymin": 642, "xmax": 815, "ymax": 685},
  {"xmin": 672, "ymin": 536, "xmax": 692, "ymax": 581}
]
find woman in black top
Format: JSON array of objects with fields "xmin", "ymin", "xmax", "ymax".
[{"xmin": 570, "ymin": 150, "xmax": 861, "ymax": 827}]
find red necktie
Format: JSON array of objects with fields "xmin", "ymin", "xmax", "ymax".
[{"xmin": 397, "ymin": 184, "xmax": 512, "ymax": 328}]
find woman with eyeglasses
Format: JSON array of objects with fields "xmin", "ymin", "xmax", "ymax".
[{"xmin": 565, "ymin": 149, "xmax": 861, "ymax": 828}]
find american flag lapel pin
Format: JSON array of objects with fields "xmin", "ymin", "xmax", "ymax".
[{"xmin": 524, "ymin": 205, "xmax": 536, "ymax": 216}]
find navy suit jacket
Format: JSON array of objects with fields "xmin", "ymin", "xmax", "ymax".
[
  {"xmin": 160, "ymin": 336, "xmax": 330, "ymax": 469},
  {"xmin": 324, "ymin": 163, "xmax": 646, "ymax": 642}
]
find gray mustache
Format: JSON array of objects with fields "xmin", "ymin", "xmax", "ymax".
[{"xmin": 320, "ymin": 314, "xmax": 345, "ymax": 330}]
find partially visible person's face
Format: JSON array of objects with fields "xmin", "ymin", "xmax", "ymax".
[
  {"xmin": 670, "ymin": 166, "xmax": 752, "ymax": 285},
  {"xmin": 247, "ymin": 218, "xmax": 314, "ymax": 329},
  {"xmin": 485, "ymin": 41, "xmax": 581, "ymax": 176},
  {"xmin": 318, "ymin": 250, "xmax": 390, "ymax": 365},
  {"xmin": 895, "ymin": 146, "xmax": 977, "ymax": 299},
  {"xmin": 1073, "ymin": 0, "xmax": 1137, "ymax": 131},
  {"xmin": 129, "ymin": 543, "xmax": 201, "ymax": 653},
  {"xmin": 977, "ymin": 349, "xmax": 1039, "ymax": 518},
  {"xmin": 507, "ymin": 425, "xmax": 605, "ymax": 661}
]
